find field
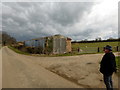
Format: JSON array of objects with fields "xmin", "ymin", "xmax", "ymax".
[{"xmin": 72, "ymin": 42, "xmax": 119, "ymax": 54}]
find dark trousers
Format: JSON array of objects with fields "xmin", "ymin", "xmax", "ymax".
[{"xmin": 103, "ymin": 74, "xmax": 113, "ymax": 90}]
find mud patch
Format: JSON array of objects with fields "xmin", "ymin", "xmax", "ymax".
[
  {"xmin": 86, "ymin": 62, "xmax": 94, "ymax": 65},
  {"xmin": 46, "ymin": 67, "xmax": 91, "ymax": 88},
  {"xmin": 46, "ymin": 62, "xmax": 102, "ymax": 88}
]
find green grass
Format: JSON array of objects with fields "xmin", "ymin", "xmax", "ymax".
[
  {"xmin": 0, "ymin": 44, "xmax": 2, "ymax": 49},
  {"xmin": 116, "ymin": 56, "xmax": 120, "ymax": 70},
  {"xmin": 72, "ymin": 42, "xmax": 118, "ymax": 48},
  {"xmin": 8, "ymin": 41, "xmax": 119, "ymax": 57},
  {"xmin": 52, "ymin": 52, "xmax": 96, "ymax": 57},
  {"xmin": 8, "ymin": 46, "xmax": 30, "ymax": 55},
  {"xmin": 116, "ymin": 56, "xmax": 120, "ymax": 76},
  {"xmin": 8, "ymin": 45, "xmax": 99, "ymax": 57},
  {"xmin": 72, "ymin": 42, "xmax": 119, "ymax": 53},
  {"xmin": 8, "ymin": 46, "xmax": 75, "ymax": 57}
]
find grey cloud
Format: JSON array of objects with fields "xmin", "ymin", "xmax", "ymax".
[
  {"xmin": 48, "ymin": 2, "xmax": 94, "ymax": 26},
  {"xmin": 2, "ymin": 2, "xmax": 118, "ymax": 41}
]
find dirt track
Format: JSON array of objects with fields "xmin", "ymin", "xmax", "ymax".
[{"xmin": 1, "ymin": 47, "xmax": 119, "ymax": 88}]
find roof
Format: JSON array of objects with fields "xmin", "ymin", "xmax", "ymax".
[
  {"xmin": 67, "ymin": 37, "xmax": 72, "ymax": 40},
  {"xmin": 24, "ymin": 34, "xmax": 72, "ymax": 41}
]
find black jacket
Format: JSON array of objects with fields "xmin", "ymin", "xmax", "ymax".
[{"xmin": 100, "ymin": 52, "xmax": 116, "ymax": 76}]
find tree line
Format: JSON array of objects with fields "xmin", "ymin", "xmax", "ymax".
[
  {"xmin": 0, "ymin": 31, "xmax": 16, "ymax": 46},
  {"xmin": 72, "ymin": 38, "xmax": 120, "ymax": 43}
]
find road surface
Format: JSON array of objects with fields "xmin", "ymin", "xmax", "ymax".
[
  {"xmin": 1, "ymin": 46, "xmax": 119, "ymax": 88},
  {"xmin": 2, "ymin": 47, "xmax": 81, "ymax": 88},
  {"xmin": 0, "ymin": 47, "xmax": 2, "ymax": 89}
]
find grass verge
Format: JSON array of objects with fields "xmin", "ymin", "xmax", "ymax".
[
  {"xmin": 116, "ymin": 56, "xmax": 120, "ymax": 76},
  {"xmin": 8, "ymin": 46, "xmax": 30, "ymax": 55},
  {"xmin": 0, "ymin": 44, "xmax": 2, "ymax": 49},
  {"xmin": 8, "ymin": 46, "xmax": 100, "ymax": 57},
  {"xmin": 8, "ymin": 45, "xmax": 118, "ymax": 57}
]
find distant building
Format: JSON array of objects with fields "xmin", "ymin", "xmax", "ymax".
[
  {"xmin": 17, "ymin": 42, "xmax": 24, "ymax": 46},
  {"xmin": 24, "ymin": 34, "xmax": 72, "ymax": 54},
  {"xmin": 66, "ymin": 37, "xmax": 72, "ymax": 53}
]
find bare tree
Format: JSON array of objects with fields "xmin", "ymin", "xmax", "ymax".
[{"xmin": 2, "ymin": 31, "xmax": 16, "ymax": 46}]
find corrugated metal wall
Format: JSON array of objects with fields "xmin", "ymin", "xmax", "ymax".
[
  {"xmin": 60, "ymin": 38, "xmax": 66, "ymax": 53},
  {"xmin": 24, "ymin": 35, "xmax": 71, "ymax": 54},
  {"xmin": 37, "ymin": 39, "xmax": 46, "ymax": 48},
  {"xmin": 53, "ymin": 37, "xmax": 66, "ymax": 54},
  {"xmin": 24, "ymin": 38, "xmax": 46, "ymax": 49},
  {"xmin": 25, "ymin": 40, "xmax": 32, "ymax": 47}
]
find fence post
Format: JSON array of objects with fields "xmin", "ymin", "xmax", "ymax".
[
  {"xmin": 98, "ymin": 47, "xmax": 100, "ymax": 53},
  {"xmin": 117, "ymin": 46, "xmax": 119, "ymax": 51},
  {"xmin": 77, "ymin": 47, "xmax": 80, "ymax": 53}
]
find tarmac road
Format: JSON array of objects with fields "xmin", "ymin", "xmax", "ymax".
[{"xmin": 2, "ymin": 47, "xmax": 82, "ymax": 88}]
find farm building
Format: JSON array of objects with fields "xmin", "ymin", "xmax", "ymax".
[{"xmin": 24, "ymin": 34, "xmax": 72, "ymax": 54}]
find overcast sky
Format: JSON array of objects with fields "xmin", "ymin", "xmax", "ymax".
[{"xmin": 2, "ymin": 0, "xmax": 118, "ymax": 41}]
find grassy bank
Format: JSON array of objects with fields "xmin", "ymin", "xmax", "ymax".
[
  {"xmin": 8, "ymin": 45, "xmax": 100, "ymax": 57},
  {"xmin": 8, "ymin": 46, "xmax": 30, "ymax": 55},
  {"xmin": 8, "ymin": 45, "xmax": 119, "ymax": 57},
  {"xmin": 8, "ymin": 46, "xmax": 75, "ymax": 57},
  {"xmin": 8, "ymin": 41, "xmax": 119, "ymax": 57},
  {"xmin": 116, "ymin": 56, "xmax": 120, "ymax": 76},
  {"xmin": 0, "ymin": 44, "xmax": 2, "ymax": 49},
  {"xmin": 116, "ymin": 56, "xmax": 120, "ymax": 69}
]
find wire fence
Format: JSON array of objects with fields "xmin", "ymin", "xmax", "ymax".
[{"xmin": 72, "ymin": 46, "xmax": 120, "ymax": 54}]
